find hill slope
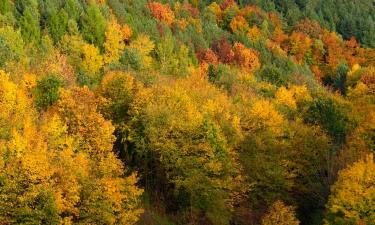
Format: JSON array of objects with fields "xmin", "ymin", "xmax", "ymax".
[{"xmin": 0, "ymin": 0, "xmax": 374, "ymax": 225}]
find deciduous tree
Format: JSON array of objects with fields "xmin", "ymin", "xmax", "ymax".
[
  {"xmin": 325, "ymin": 154, "xmax": 375, "ymax": 225},
  {"xmin": 262, "ymin": 200, "xmax": 300, "ymax": 225},
  {"xmin": 147, "ymin": 2, "xmax": 175, "ymax": 27}
]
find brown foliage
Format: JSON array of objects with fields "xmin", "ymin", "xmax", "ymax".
[
  {"xmin": 220, "ymin": 0, "xmax": 236, "ymax": 10},
  {"xmin": 293, "ymin": 19, "xmax": 323, "ymax": 39},
  {"xmin": 196, "ymin": 48, "xmax": 219, "ymax": 65},
  {"xmin": 212, "ymin": 38, "xmax": 235, "ymax": 64}
]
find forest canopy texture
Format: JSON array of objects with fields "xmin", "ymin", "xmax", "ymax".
[{"xmin": 0, "ymin": 0, "xmax": 374, "ymax": 225}]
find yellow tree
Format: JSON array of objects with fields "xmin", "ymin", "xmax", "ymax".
[
  {"xmin": 261, "ymin": 200, "xmax": 300, "ymax": 225},
  {"xmin": 80, "ymin": 43, "xmax": 104, "ymax": 76},
  {"xmin": 325, "ymin": 154, "xmax": 375, "ymax": 225},
  {"xmin": 98, "ymin": 70, "xmax": 140, "ymax": 125},
  {"xmin": 127, "ymin": 34, "xmax": 155, "ymax": 69},
  {"xmin": 0, "ymin": 75, "xmax": 143, "ymax": 224},
  {"xmin": 207, "ymin": 2, "xmax": 223, "ymax": 24},
  {"xmin": 0, "ymin": 70, "xmax": 30, "ymax": 139},
  {"xmin": 248, "ymin": 99, "xmax": 284, "ymax": 136},
  {"xmin": 45, "ymin": 90, "xmax": 144, "ymax": 224},
  {"xmin": 275, "ymin": 86, "xmax": 297, "ymax": 110},
  {"xmin": 129, "ymin": 73, "xmax": 244, "ymax": 224},
  {"xmin": 104, "ymin": 18, "xmax": 126, "ymax": 64},
  {"xmin": 52, "ymin": 87, "xmax": 114, "ymax": 156},
  {"xmin": 247, "ymin": 25, "xmax": 262, "ymax": 42},
  {"xmin": 230, "ymin": 15, "xmax": 249, "ymax": 34}
]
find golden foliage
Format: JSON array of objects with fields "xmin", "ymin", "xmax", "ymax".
[
  {"xmin": 81, "ymin": 43, "xmax": 104, "ymax": 75},
  {"xmin": 275, "ymin": 86, "xmax": 297, "ymax": 110},
  {"xmin": 249, "ymin": 99, "xmax": 284, "ymax": 135},
  {"xmin": 262, "ymin": 200, "xmax": 300, "ymax": 225},
  {"xmin": 129, "ymin": 74, "xmax": 244, "ymax": 223},
  {"xmin": 207, "ymin": 2, "xmax": 223, "ymax": 24},
  {"xmin": 104, "ymin": 18, "xmax": 126, "ymax": 64},
  {"xmin": 326, "ymin": 154, "xmax": 375, "ymax": 224},
  {"xmin": 0, "ymin": 73, "xmax": 143, "ymax": 223},
  {"xmin": 247, "ymin": 25, "xmax": 262, "ymax": 42},
  {"xmin": 230, "ymin": 15, "xmax": 249, "ymax": 34},
  {"xmin": 98, "ymin": 71, "xmax": 141, "ymax": 124},
  {"xmin": 0, "ymin": 70, "xmax": 30, "ymax": 138},
  {"xmin": 233, "ymin": 42, "xmax": 261, "ymax": 72},
  {"xmin": 52, "ymin": 87, "xmax": 115, "ymax": 155},
  {"xmin": 289, "ymin": 31, "xmax": 313, "ymax": 64},
  {"xmin": 128, "ymin": 34, "xmax": 155, "ymax": 68}
]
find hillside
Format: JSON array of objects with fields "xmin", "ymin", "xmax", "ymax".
[
  {"xmin": 0, "ymin": 0, "xmax": 374, "ymax": 225},
  {"xmin": 240, "ymin": 0, "xmax": 375, "ymax": 48}
]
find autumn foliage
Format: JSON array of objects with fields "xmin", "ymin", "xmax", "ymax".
[
  {"xmin": 233, "ymin": 42, "xmax": 260, "ymax": 72},
  {"xmin": 0, "ymin": 1, "xmax": 374, "ymax": 225},
  {"xmin": 148, "ymin": 2, "xmax": 175, "ymax": 26}
]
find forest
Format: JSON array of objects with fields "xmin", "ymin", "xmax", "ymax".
[{"xmin": 0, "ymin": 0, "xmax": 374, "ymax": 224}]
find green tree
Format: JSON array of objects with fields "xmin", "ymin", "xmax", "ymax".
[
  {"xmin": 0, "ymin": 26, "xmax": 24, "ymax": 66},
  {"xmin": 304, "ymin": 97, "xmax": 354, "ymax": 144},
  {"xmin": 47, "ymin": 9, "xmax": 69, "ymax": 43},
  {"xmin": 19, "ymin": 4, "xmax": 40, "ymax": 43},
  {"xmin": 33, "ymin": 74, "xmax": 62, "ymax": 111},
  {"xmin": 80, "ymin": 3, "xmax": 106, "ymax": 47}
]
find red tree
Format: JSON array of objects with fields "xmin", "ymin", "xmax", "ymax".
[{"xmin": 212, "ymin": 38, "xmax": 235, "ymax": 64}]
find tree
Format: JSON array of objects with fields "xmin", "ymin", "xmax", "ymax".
[
  {"xmin": 248, "ymin": 99, "xmax": 284, "ymax": 135},
  {"xmin": 0, "ymin": 70, "xmax": 30, "ymax": 139},
  {"xmin": 58, "ymin": 34, "xmax": 87, "ymax": 70},
  {"xmin": 51, "ymin": 87, "xmax": 114, "ymax": 156},
  {"xmin": 196, "ymin": 48, "xmax": 219, "ymax": 65},
  {"xmin": 124, "ymin": 34, "xmax": 155, "ymax": 70},
  {"xmin": 323, "ymin": 31, "xmax": 345, "ymax": 69},
  {"xmin": 332, "ymin": 62, "xmax": 349, "ymax": 95},
  {"xmin": 64, "ymin": 0, "xmax": 83, "ymax": 21},
  {"xmin": 325, "ymin": 154, "xmax": 375, "ymax": 225},
  {"xmin": 147, "ymin": 2, "xmax": 175, "ymax": 27},
  {"xmin": 47, "ymin": 9, "xmax": 68, "ymax": 43},
  {"xmin": 275, "ymin": 86, "xmax": 297, "ymax": 110},
  {"xmin": 304, "ymin": 97, "xmax": 353, "ymax": 144},
  {"xmin": 229, "ymin": 15, "xmax": 249, "ymax": 34},
  {"xmin": 98, "ymin": 71, "xmax": 138, "ymax": 125},
  {"xmin": 247, "ymin": 25, "xmax": 262, "ymax": 42},
  {"xmin": 293, "ymin": 19, "xmax": 323, "ymax": 39},
  {"xmin": 129, "ymin": 74, "xmax": 243, "ymax": 224},
  {"xmin": 0, "ymin": 26, "xmax": 24, "ymax": 66},
  {"xmin": 212, "ymin": 38, "xmax": 234, "ymax": 64},
  {"xmin": 0, "ymin": 84, "xmax": 143, "ymax": 224},
  {"xmin": 262, "ymin": 200, "xmax": 300, "ymax": 225},
  {"xmin": 33, "ymin": 74, "xmax": 62, "ymax": 111},
  {"xmin": 360, "ymin": 66, "xmax": 375, "ymax": 91},
  {"xmin": 233, "ymin": 42, "xmax": 261, "ymax": 72},
  {"xmin": 19, "ymin": 5, "xmax": 40, "ymax": 43},
  {"xmin": 80, "ymin": 3, "xmax": 106, "ymax": 47},
  {"xmin": 103, "ymin": 18, "xmax": 126, "ymax": 64},
  {"xmin": 80, "ymin": 43, "xmax": 104, "ymax": 76},
  {"xmin": 288, "ymin": 31, "xmax": 312, "ymax": 64},
  {"xmin": 48, "ymin": 87, "xmax": 144, "ymax": 224}
]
